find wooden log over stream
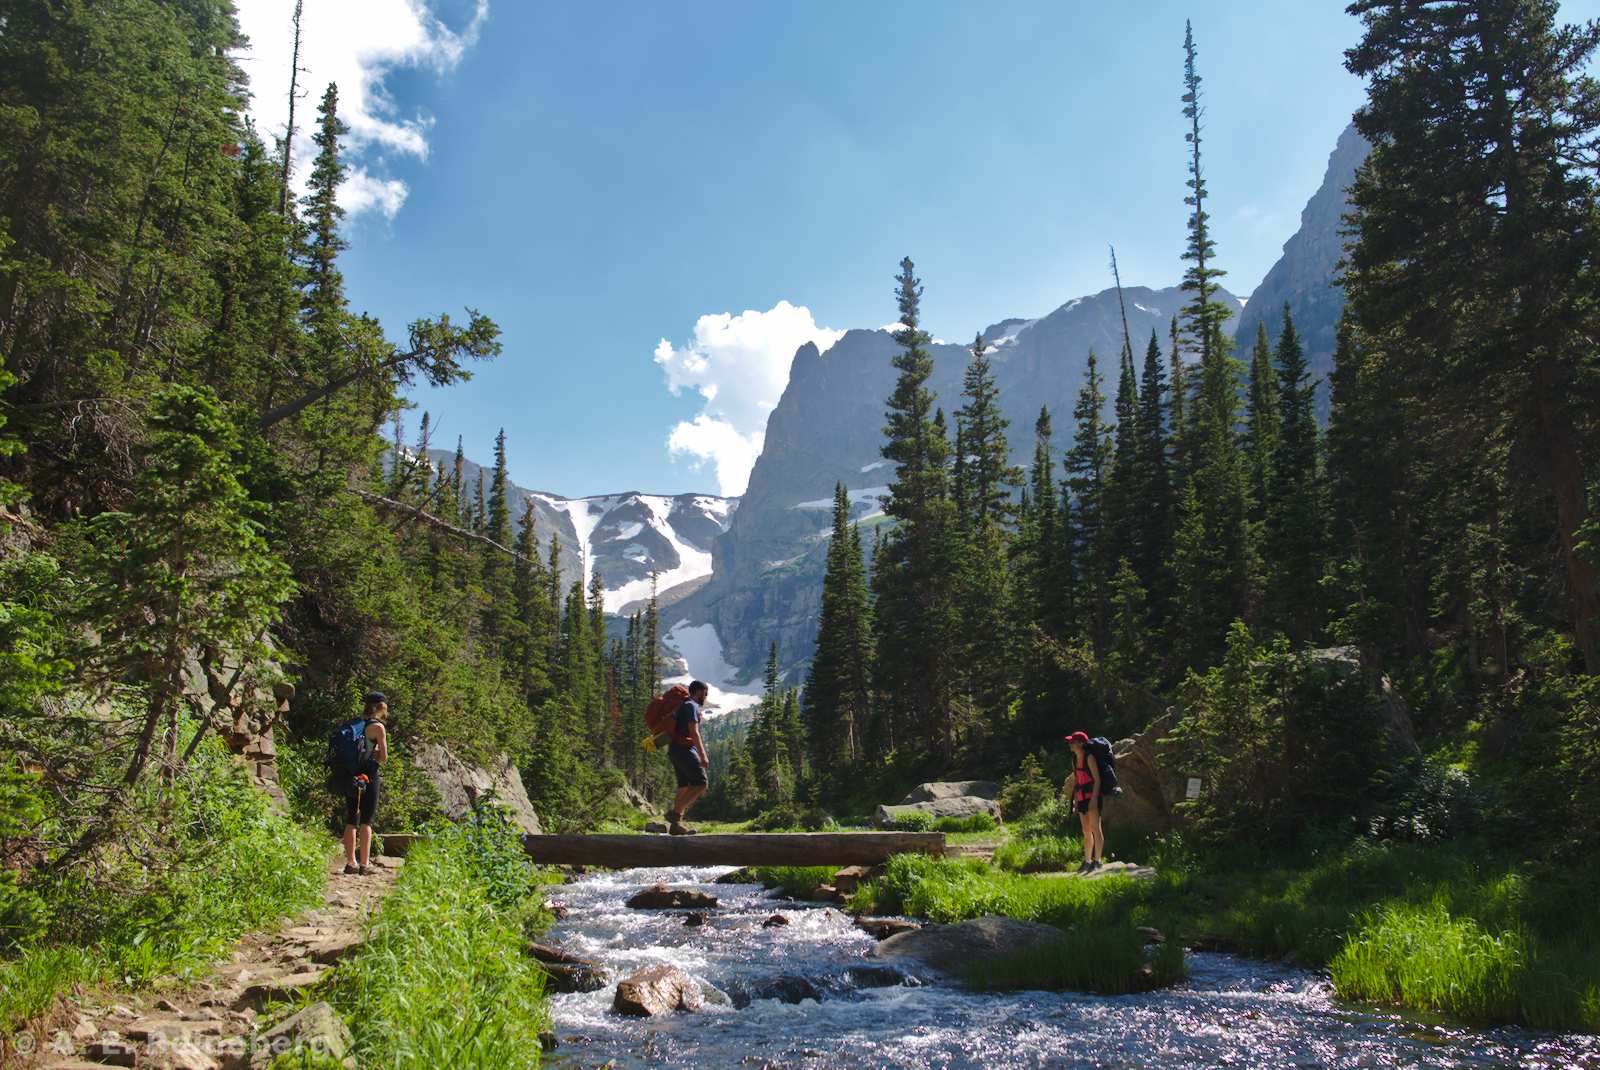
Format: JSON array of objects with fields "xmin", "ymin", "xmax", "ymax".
[{"xmin": 521, "ymin": 832, "xmax": 946, "ymax": 867}]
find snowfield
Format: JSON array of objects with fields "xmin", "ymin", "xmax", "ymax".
[{"xmin": 663, "ymin": 619, "xmax": 762, "ymax": 715}]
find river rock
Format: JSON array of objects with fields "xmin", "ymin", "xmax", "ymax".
[
  {"xmin": 899, "ymin": 781, "xmax": 1000, "ymax": 804},
  {"xmin": 412, "ymin": 743, "xmax": 543, "ymax": 835},
  {"xmin": 830, "ymin": 864, "xmax": 882, "ymax": 896},
  {"xmin": 644, "ymin": 820, "xmax": 670, "ymax": 834},
  {"xmin": 612, "ymin": 966, "xmax": 704, "ymax": 1017},
  {"xmin": 625, "ymin": 884, "xmax": 718, "ymax": 909},
  {"xmin": 854, "ymin": 917, "xmax": 921, "ymax": 940},
  {"xmin": 728, "ymin": 974, "xmax": 824, "ymax": 1008},
  {"xmin": 807, "ymin": 884, "xmax": 842, "ymax": 902},
  {"xmin": 873, "ymin": 796, "xmax": 1001, "ymax": 827},
  {"xmin": 539, "ymin": 961, "xmax": 610, "ymax": 994},
  {"xmin": 249, "ymin": 1001, "xmax": 352, "ymax": 1069},
  {"xmin": 684, "ymin": 911, "xmax": 708, "ymax": 927},
  {"xmin": 763, "ymin": 914, "xmax": 790, "ymax": 928},
  {"xmin": 869, "ymin": 916, "xmax": 1069, "ymax": 980},
  {"xmin": 714, "ymin": 866, "xmax": 756, "ymax": 884}
]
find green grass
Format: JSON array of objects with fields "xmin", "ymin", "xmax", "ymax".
[
  {"xmin": 969, "ymin": 926, "xmax": 1186, "ymax": 995},
  {"xmin": 326, "ymin": 815, "xmax": 552, "ymax": 1068},
  {"xmin": 747, "ymin": 865, "xmax": 838, "ymax": 897},
  {"xmin": 993, "ymin": 834, "xmax": 1081, "ymax": 873},
  {"xmin": 0, "ymin": 739, "xmax": 326, "ymax": 1034}
]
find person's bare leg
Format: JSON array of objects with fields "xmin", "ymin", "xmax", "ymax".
[
  {"xmin": 343, "ymin": 824, "xmax": 357, "ymax": 867},
  {"xmin": 1085, "ymin": 808, "xmax": 1104, "ymax": 863},
  {"xmin": 358, "ymin": 825, "xmax": 372, "ymax": 867},
  {"xmin": 676, "ymin": 784, "xmax": 706, "ymax": 821}
]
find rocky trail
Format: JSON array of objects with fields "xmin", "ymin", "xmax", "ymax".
[{"xmin": 24, "ymin": 854, "xmax": 401, "ymax": 1070}]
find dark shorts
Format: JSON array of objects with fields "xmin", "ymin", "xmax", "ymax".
[
  {"xmin": 668, "ymin": 746, "xmax": 708, "ymax": 789},
  {"xmin": 341, "ymin": 772, "xmax": 379, "ymax": 826},
  {"xmin": 1074, "ymin": 794, "xmax": 1105, "ymax": 815}
]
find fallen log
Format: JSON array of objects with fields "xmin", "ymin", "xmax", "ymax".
[{"xmin": 521, "ymin": 832, "xmax": 945, "ymax": 867}]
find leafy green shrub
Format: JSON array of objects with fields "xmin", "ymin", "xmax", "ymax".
[
  {"xmin": 328, "ymin": 818, "xmax": 550, "ymax": 1068},
  {"xmin": 998, "ymin": 753, "xmax": 1055, "ymax": 822},
  {"xmin": 886, "ymin": 811, "xmax": 933, "ymax": 832},
  {"xmin": 748, "ymin": 804, "xmax": 836, "ymax": 831},
  {"xmin": 1368, "ymin": 757, "xmax": 1480, "ymax": 844}
]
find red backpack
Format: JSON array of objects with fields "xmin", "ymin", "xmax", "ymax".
[{"xmin": 643, "ymin": 684, "xmax": 692, "ymax": 747}]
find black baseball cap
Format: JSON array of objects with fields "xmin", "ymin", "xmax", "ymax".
[{"xmin": 364, "ymin": 691, "xmax": 388, "ymax": 706}]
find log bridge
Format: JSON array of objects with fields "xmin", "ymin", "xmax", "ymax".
[{"xmin": 518, "ymin": 832, "xmax": 946, "ymax": 867}]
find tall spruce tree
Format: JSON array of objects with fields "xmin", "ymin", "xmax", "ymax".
[
  {"xmin": 1132, "ymin": 329, "xmax": 1174, "ymax": 635},
  {"xmin": 875, "ymin": 257, "xmax": 961, "ymax": 758},
  {"xmin": 1171, "ymin": 22, "xmax": 1254, "ymax": 666},
  {"xmin": 1064, "ymin": 350, "xmax": 1113, "ymax": 654},
  {"xmin": 1265, "ymin": 306, "xmax": 1326, "ymax": 643},
  {"xmin": 1344, "ymin": 0, "xmax": 1600, "ymax": 671}
]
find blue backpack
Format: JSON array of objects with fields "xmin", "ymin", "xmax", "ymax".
[
  {"xmin": 1087, "ymin": 737, "xmax": 1121, "ymax": 794},
  {"xmin": 327, "ymin": 718, "xmax": 374, "ymax": 775}
]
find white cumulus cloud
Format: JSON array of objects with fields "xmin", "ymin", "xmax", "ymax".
[
  {"xmin": 232, "ymin": 0, "xmax": 489, "ymax": 219},
  {"xmin": 656, "ymin": 301, "xmax": 844, "ymax": 496}
]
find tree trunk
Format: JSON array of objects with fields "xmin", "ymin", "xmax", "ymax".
[{"xmin": 1536, "ymin": 362, "xmax": 1600, "ymax": 673}]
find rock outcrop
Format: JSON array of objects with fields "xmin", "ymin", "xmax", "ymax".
[
  {"xmin": 612, "ymin": 965, "xmax": 704, "ymax": 1016},
  {"xmin": 869, "ymin": 916, "xmax": 1069, "ymax": 980},
  {"xmin": 900, "ymin": 781, "xmax": 1000, "ymax": 804},
  {"xmin": 250, "ymin": 1001, "xmax": 352, "ymax": 1069},
  {"xmin": 412, "ymin": 743, "xmax": 542, "ymax": 834},
  {"xmin": 873, "ymin": 796, "xmax": 1001, "ymax": 827}
]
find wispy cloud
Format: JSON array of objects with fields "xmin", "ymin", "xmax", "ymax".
[
  {"xmin": 232, "ymin": 0, "xmax": 489, "ymax": 219},
  {"xmin": 655, "ymin": 301, "xmax": 844, "ymax": 496}
]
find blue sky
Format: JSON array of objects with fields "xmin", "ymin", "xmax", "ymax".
[{"xmin": 238, "ymin": 0, "xmax": 1600, "ymax": 498}]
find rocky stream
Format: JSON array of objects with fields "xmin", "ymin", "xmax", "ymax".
[{"xmin": 539, "ymin": 864, "xmax": 1600, "ymax": 1070}]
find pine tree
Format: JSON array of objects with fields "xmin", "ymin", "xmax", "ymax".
[
  {"xmin": 1170, "ymin": 23, "xmax": 1254, "ymax": 667},
  {"xmin": 1265, "ymin": 306, "xmax": 1326, "ymax": 643},
  {"xmin": 1064, "ymin": 350, "xmax": 1112, "ymax": 653},
  {"xmin": 1344, "ymin": 0, "xmax": 1600, "ymax": 670},
  {"xmin": 513, "ymin": 497, "xmax": 552, "ymax": 703},
  {"xmin": 1244, "ymin": 323, "xmax": 1281, "ymax": 523},
  {"xmin": 874, "ymin": 257, "xmax": 961, "ymax": 758},
  {"xmin": 1132, "ymin": 329, "xmax": 1174, "ymax": 633},
  {"xmin": 483, "ymin": 428, "xmax": 515, "ymax": 644},
  {"xmin": 955, "ymin": 333, "xmax": 1021, "ymax": 526},
  {"xmin": 1019, "ymin": 407, "xmax": 1063, "ymax": 634}
]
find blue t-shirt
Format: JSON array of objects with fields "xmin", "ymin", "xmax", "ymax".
[{"xmin": 669, "ymin": 699, "xmax": 701, "ymax": 757}]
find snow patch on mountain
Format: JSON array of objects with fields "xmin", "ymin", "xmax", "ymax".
[
  {"xmin": 792, "ymin": 486, "xmax": 890, "ymax": 512},
  {"xmin": 663, "ymin": 619, "xmax": 762, "ymax": 714}
]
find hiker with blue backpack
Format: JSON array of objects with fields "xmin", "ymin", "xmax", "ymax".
[
  {"xmin": 1065, "ymin": 730, "xmax": 1120, "ymax": 872},
  {"xmin": 329, "ymin": 692, "xmax": 389, "ymax": 875}
]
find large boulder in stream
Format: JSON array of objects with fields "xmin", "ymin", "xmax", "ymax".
[
  {"xmin": 625, "ymin": 884, "xmax": 718, "ymax": 909},
  {"xmin": 412, "ymin": 743, "xmax": 542, "ymax": 834},
  {"xmin": 527, "ymin": 943, "xmax": 609, "ymax": 993},
  {"xmin": 900, "ymin": 781, "xmax": 1000, "ymax": 804},
  {"xmin": 873, "ymin": 796, "xmax": 1001, "ymax": 828},
  {"xmin": 869, "ymin": 916, "xmax": 1068, "ymax": 980},
  {"xmin": 612, "ymin": 965, "xmax": 705, "ymax": 1016}
]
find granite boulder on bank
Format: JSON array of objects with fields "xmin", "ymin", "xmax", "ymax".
[
  {"xmin": 900, "ymin": 781, "xmax": 999, "ymax": 804},
  {"xmin": 873, "ymin": 795, "xmax": 1001, "ymax": 827},
  {"xmin": 412, "ymin": 743, "xmax": 543, "ymax": 834}
]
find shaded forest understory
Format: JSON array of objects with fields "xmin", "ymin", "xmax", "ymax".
[{"xmin": 2, "ymin": 0, "xmax": 1599, "ymax": 1051}]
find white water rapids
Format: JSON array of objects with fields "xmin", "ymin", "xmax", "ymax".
[{"xmin": 541, "ymin": 865, "xmax": 1600, "ymax": 1069}]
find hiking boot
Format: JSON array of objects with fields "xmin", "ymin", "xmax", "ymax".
[
  {"xmin": 668, "ymin": 822, "xmax": 698, "ymax": 836},
  {"xmin": 358, "ymin": 864, "xmax": 373, "ymax": 875},
  {"xmin": 343, "ymin": 863, "xmax": 359, "ymax": 875},
  {"xmin": 1074, "ymin": 860, "xmax": 1092, "ymax": 874}
]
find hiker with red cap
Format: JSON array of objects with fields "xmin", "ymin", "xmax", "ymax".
[{"xmin": 1064, "ymin": 730, "xmax": 1107, "ymax": 872}]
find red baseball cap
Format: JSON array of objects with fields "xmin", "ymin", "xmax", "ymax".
[{"xmin": 1064, "ymin": 731, "xmax": 1089, "ymax": 744}]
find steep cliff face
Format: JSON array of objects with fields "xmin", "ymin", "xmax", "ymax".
[
  {"xmin": 1233, "ymin": 123, "xmax": 1370, "ymax": 413},
  {"xmin": 678, "ymin": 285, "xmax": 1243, "ymax": 678}
]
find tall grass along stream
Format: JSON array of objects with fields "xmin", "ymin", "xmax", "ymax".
[{"xmin": 542, "ymin": 865, "xmax": 1600, "ymax": 1069}]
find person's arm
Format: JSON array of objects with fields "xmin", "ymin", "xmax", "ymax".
[
  {"xmin": 1088, "ymin": 753, "xmax": 1100, "ymax": 801},
  {"xmin": 370, "ymin": 722, "xmax": 388, "ymax": 763},
  {"xmin": 690, "ymin": 719, "xmax": 709, "ymax": 768}
]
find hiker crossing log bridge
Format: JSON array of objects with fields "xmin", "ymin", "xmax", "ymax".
[{"xmin": 520, "ymin": 832, "xmax": 946, "ymax": 867}]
